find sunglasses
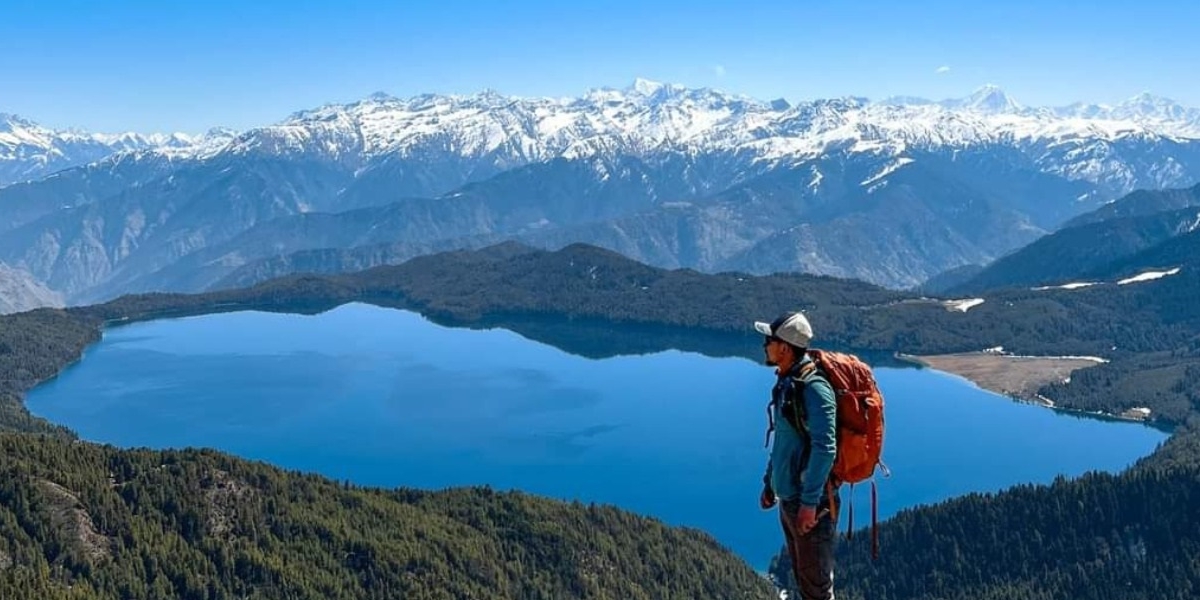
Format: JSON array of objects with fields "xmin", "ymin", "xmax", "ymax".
[{"xmin": 762, "ymin": 337, "xmax": 780, "ymax": 348}]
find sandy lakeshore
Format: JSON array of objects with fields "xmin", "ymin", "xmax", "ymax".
[{"xmin": 898, "ymin": 352, "xmax": 1105, "ymax": 406}]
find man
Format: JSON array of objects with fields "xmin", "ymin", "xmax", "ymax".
[{"xmin": 755, "ymin": 311, "xmax": 839, "ymax": 600}]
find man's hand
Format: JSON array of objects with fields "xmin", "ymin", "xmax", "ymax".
[
  {"xmin": 797, "ymin": 505, "xmax": 818, "ymax": 534},
  {"xmin": 759, "ymin": 485, "xmax": 776, "ymax": 510}
]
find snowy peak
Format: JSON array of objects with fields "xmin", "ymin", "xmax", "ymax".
[
  {"xmin": 619, "ymin": 77, "xmax": 739, "ymax": 106},
  {"xmin": 204, "ymin": 126, "xmax": 240, "ymax": 139},
  {"xmin": 1055, "ymin": 102, "xmax": 1111, "ymax": 119},
  {"xmin": 628, "ymin": 77, "xmax": 677, "ymax": 97},
  {"xmin": 582, "ymin": 78, "xmax": 760, "ymax": 109},
  {"xmin": 0, "ymin": 112, "xmax": 55, "ymax": 146},
  {"xmin": 229, "ymin": 79, "xmax": 776, "ymax": 166},
  {"xmin": 0, "ymin": 113, "xmax": 39, "ymax": 132},
  {"xmin": 1048, "ymin": 92, "xmax": 1200, "ymax": 134},
  {"xmin": 0, "ymin": 113, "xmax": 232, "ymax": 186},
  {"xmin": 943, "ymin": 85, "xmax": 1023, "ymax": 114},
  {"xmin": 238, "ymin": 77, "xmax": 1200, "ymax": 172},
  {"xmin": 878, "ymin": 95, "xmax": 936, "ymax": 107},
  {"xmin": 969, "ymin": 84, "xmax": 1022, "ymax": 113},
  {"xmin": 1114, "ymin": 91, "xmax": 1189, "ymax": 121},
  {"xmin": 0, "ymin": 114, "xmax": 185, "ymax": 150},
  {"xmin": 149, "ymin": 128, "xmax": 238, "ymax": 160},
  {"xmin": 7, "ymin": 80, "xmax": 1200, "ymax": 304},
  {"xmin": 6, "ymin": 79, "xmax": 1200, "ymax": 192}
]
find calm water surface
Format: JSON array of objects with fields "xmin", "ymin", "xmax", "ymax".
[{"xmin": 26, "ymin": 303, "xmax": 1168, "ymax": 570}]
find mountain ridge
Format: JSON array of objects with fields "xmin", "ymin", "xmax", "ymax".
[
  {"xmin": 4, "ymin": 81, "xmax": 1200, "ymax": 305},
  {"xmin": 945, "ymin": 183, "xmax": 1200, "ymax": 294},
  {"xmin": 7, "ymin": 82, "xmax": 1200, "ymax": 190},
  {"xmin": 0, "ymin": 113, "xmax": 232, "ymax": 187}
]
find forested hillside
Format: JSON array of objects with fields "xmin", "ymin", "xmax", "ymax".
[
  {"xmin": 774, "ymin": 465, "xmax": 1200, "ymax": 600},
  {"xmin": 0, "ymin": 435, "xmax": 771, "ymax": 599}
]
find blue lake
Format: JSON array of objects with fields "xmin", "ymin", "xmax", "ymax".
[{"xmin": 26, "ymin": 302, "xmax": 1169, "ymax": 570}]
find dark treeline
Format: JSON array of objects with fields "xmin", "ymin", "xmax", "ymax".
[
  {"xmin": 775, "ymin": 464, "xmax": 1200, "ymax": 600},
  {"xmin": 0, "ymin": 435, "xmax": 772, "ymax": 599}
]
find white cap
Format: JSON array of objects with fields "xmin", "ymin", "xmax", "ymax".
[{"xmin": 753, "ymin": 311, "xmax": 813, "ymax": 348}]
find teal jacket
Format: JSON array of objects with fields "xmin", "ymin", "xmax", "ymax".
[{"xmin": 764, "ymin": 354, "xmax": 838, "ymax": 506}]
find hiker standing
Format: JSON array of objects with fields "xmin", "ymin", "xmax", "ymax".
[{"xmin": 756, "ymin": 311, "xmax": 839, "ymax": 600}]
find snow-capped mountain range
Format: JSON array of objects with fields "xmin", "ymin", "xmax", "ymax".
[
  {"xmin": 6, "ymin": 80, "xmax": 1200, "ymax": 188},
  {"xmin": 0, "ymin": 113, "xmax": 202, "ymax": 186},
  {"xmin": 177, "ymin": 81, "xmax": 1200, "ymax": 179},
  {"xmin": 1, "ymin": 79, "xmax": 1199, "ymax": 311}
]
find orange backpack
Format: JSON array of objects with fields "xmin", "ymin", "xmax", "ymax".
[{"xmin": 793, "ymin": 350, "xmax": 889, "ymax": 559}]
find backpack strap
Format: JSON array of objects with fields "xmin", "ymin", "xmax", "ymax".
[
  {"xmin": 786, "ymin": 361, "xmax": 823, "ymax": 432},
  {"xmin": 764, "ymin": 362, "xmax": 819, "ymax": 448},
  {"xmin": 791, "ymin": 361, "xmax": 843, "ymax": 528},
  {"xmin": 872, "ymin": 478, "xmax": 880, "ymax": 560},
  {"xmin": 763, "ymin": 399, "xmax": 776, "ymax": 448},
  {"xmin": 795, "ymin": 361, "xmax": 820, "ymax": 384}
]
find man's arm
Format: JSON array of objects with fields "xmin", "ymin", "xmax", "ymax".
[{"xmin": 799, "ymin": 379, "xmax": 837, "ymax": 507}]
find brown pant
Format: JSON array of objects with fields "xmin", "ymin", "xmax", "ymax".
[{"xmin": 779, "ymin": 498, "xmax": 836, "ymax": 600}]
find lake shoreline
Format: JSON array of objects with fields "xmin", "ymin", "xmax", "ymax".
[{"xmin": 896, "ymin": 351, "xmax": 1158, "ymax": 424}]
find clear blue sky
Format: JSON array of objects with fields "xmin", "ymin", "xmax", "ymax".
[{"xmin": 2, "ymin": 0, "xmax": 1197, "ymax": 133}]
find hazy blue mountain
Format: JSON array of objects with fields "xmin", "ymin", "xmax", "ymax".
[
  {"xmin": 5, "ymin": 82, "xmax": 1200, "ymax": 304},
  {"xmin": 949, "ymin": 184, "xmax": 1200, "ymax": 293}
]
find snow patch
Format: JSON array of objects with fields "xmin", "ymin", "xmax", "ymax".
[
  {"xmin": 808, "ymin": 167, "xmax": 823, "ymax": 190},
  {"xmin": 1008, "ymin": 353, "xmax": 1110, "ymax": 363},
  {"xmin": 860, "ymin": 157, "xmax": 914, "ymax": 187},
  {"xmin": 984, "ymin": 347, "xmax": 1110, "ymax": 364},
  {"xmin": 1117, "ymin": 267, "xmax": 1181, "ymax": 285},
  {"xmin": 1035, "ymin": 394, "xmax": 1057, "ymax": 407},
  {"xmin": 944, "ymin": 298, "xmax": 985, "ymax": 312},
  {"xmin": 1032, "ymin": 281, "xmax": 1099, "ymax": 290}
]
